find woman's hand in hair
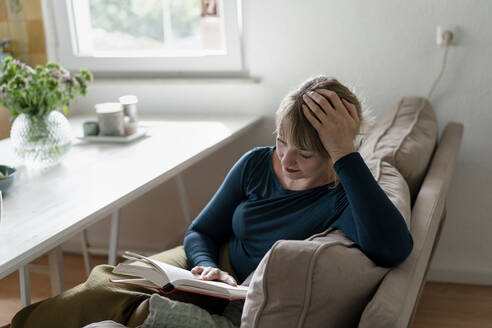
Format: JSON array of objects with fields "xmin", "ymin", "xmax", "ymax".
[
  {"xmin": 191, "ymin": 266, "xmax": 238, "ymax": 286},
  {"xmin": 302, "ymin": 89, "xmax": 359, "ymax": 163}
]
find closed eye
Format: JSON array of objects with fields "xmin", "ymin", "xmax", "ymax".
[{"xmin": 300, "ymin": 154, "xmax": 312, "ymax": 159}]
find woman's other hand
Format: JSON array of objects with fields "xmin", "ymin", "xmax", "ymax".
[
  {"xmin": 302, "ymin": 89, "xmax": 360, "ymax": 163},
  {"xmin": 191, "ymin": 266, "xmax": 238, "ymax": 286}
]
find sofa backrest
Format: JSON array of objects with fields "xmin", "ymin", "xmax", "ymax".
[
  {"xmin": 359, "ymin": 97, "xmax": 438, "ymax": 203},
  {"xmin": 358, "ymin": 122, "xmax": 464, "ymax": 328},
  {"xmin": 240, "ymin": 98, "xmax": 462, "ymax": 328}
]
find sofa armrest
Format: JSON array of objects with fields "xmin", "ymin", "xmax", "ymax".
[
  {"xmin": 358, "ymin": 122, "xmax": 464, "ymax": 328},
  {"xmin": 241, "ymin": 229, "xmax": 389, "ymax": 328}
]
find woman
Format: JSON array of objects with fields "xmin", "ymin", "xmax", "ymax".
[
  {"xmin": 184, "ymin": 76, "xmax": 412, "ymax": 287},
  {"xmin": 12, "ymin": 76, "xmax": 413, "ymax": 327}
]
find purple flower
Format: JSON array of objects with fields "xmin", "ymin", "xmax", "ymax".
[
  {"xmin": 62, "ymin": 76, "xmax": 76, "ymax": 87},
  {"xmin": 11, "ymin": 59, "xmax": 26, "ymax": 69},
  {"xmin": 52, "ymin": 71, "xmax": 62, "ymax": 79}
]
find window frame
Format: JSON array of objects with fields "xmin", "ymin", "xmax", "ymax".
[{"xmin": 51, "ymin": 0, "xmax": 244, "ymax": 75}]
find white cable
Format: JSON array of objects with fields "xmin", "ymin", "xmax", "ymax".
[{"xmin": 427, "ymin": 32, "xmax": 452, "ymax": 100}]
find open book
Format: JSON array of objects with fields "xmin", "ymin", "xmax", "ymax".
[{"xmin": 111, "ymin": 251, "xmax": 249, "ymax": 301}]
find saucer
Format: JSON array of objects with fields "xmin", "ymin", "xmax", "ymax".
[{"xmin": 77, "ymin": 129, "xmax": 148, "ymax": 143}]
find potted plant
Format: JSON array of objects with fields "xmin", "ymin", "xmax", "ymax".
[{"xmin": 0, "ymin": 57, "xmax": 93, "ymax": 168}]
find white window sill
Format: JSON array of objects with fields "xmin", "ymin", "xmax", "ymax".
[{"xmin": 92, "ymin": 71, "xmax": 261, "ymax": 84}]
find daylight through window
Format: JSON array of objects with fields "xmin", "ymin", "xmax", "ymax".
[
  {"xmin": 72, "ymin": 0, "xmax": 224, "ymax": 57},
  {"xmin": 52, "ymin": 0, "xmax": 242, "ymax": 73}
]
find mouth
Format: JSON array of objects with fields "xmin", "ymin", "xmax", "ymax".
[{"xmin": 284, "ymin": 167, "xmax": 299, "ymax": 173}]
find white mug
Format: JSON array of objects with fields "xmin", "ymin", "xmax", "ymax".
[{"xmin": 95, "ymin": 102, "xmax": 125, "ymax": 136}]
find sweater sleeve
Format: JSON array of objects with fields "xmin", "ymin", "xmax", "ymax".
[
  {"xmin": 183, "ymin": 150, "xmax": 253, "ymax": 270},
  {"xmin": 331, "ymin": 152, "xmax": 414, "ymax": 267}
]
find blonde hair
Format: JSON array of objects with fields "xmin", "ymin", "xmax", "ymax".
[{"xmin": 274, "ymin": 76, "xmax": 374, "ymax": 188}]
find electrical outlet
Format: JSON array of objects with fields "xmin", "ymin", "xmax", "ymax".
[{"xmin": 436, "ymin": 25, "xmax": 458, "ymax": 46}]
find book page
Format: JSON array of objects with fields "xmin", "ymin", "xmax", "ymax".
[
  {"xmin": 113, "ymin": 263, "xmax": 168, "ymax": 287},
  {"xmin": 146, "ymin": 258, "xmax": 198, "ymax": 282},
  {"xmin": 173, "ymin": 278, "xmax": 248, "ymax": 297},
  {"xmin": 111, "ymin": 278, "xmax": 160, "ymax": 288},
  {"xmin": 117, "ymin": 254, "xmax": 199, "ymax": 283},
  {"xmin": 174, "ymin": 283, "xmax": 248, "ymax": 300}
]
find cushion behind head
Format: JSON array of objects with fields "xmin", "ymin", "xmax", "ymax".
[{"xmin": 359, "ymin": 97, "xmax": 438, "ymax": 201}]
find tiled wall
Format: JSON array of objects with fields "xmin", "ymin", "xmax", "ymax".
[
  {"xmin": 0, "ymin": 0, "xmax": 47, "ymax": 67},
  {"xmin": 0, "ymin": 0, "xmax": 48, "ymax": 138}
]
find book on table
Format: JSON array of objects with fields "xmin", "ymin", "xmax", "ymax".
[{"xmin": 111, "ymin": 251, "xmax": 248, "ymax": 301}]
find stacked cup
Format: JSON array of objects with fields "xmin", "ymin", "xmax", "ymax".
[
  {"xmin": 95, "ymin": 102, "xmax": 126, "ymax": 136},
  {"xmin": 86, "ymin": 95, "xmax": 139, "ymax": 137},
  {"xmin": 119, "ymin": 95, "xmax": 139, "ymax": 135}
]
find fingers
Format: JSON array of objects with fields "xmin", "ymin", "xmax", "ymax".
[
  {"xmin": 316, "ymin": 89, "xmax": 345, "ymax": 113},
  {"xmin": 227, "ymin": 279, "xmax": 238, "ymax": 286},
  {"xmin": 302, "ymin": 93, "xmax": 326, "ymax": 125},
  {"xmin": 204, "ymin": 268, "xmax": 219, "ymax": 280},
  {"xmin": 304, "ymin": 91, "xmax": 330, "ymax": 113},
  {"xmin": 304, "ymin": 89, "xmax": 359, "ymax": 124},
  {"xmin": 191, "ymin": 266, "xmax": 204, "ymax": 274},
  {"xmin": 302, "ymin": 104, "xmax": 322, "ymax": 129},
  {"xmin": 194, "ymin": 267, "xmax": 222, "ymax": 281},
  {"xmin": 341, "ymin": 98, "xmax": 360, "ymax": 123},
  {"xmin": 193, "ymin": 266, "xmax": 237, "ymax": 286},
  {"xmin": 222, "ymin": 273, "xmax": 238, "ymax": 286},
  {"xmin": 192, "ymin": 266, "xmax": 220, "ymax": 278}
]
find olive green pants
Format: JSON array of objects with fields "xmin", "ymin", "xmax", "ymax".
[{"xmin": 11, "ymin": 245, "xmax": 237, "ymax": 328}]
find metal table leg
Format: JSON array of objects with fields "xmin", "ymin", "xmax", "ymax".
[
  {"xmin": 176, "ymin": 174, "xmax": 193, "ymax": 223},
  {"xmin": 108, "ymin": 209, "xmax": 120, "ymax": 266},
  {"xmin": 81, "ymin": 229, "xmax": 92, "ymax": 277},
  {"xmin": 18, "ymin": 246, "xmax": 65, "ymax": 308},
  {"xmin": 48, "ymin": 246, "xmax": 65, "ymax": 295},
  {"xmin": 19, "ymin": 265, "xmax": 30, "ymax": 308}
]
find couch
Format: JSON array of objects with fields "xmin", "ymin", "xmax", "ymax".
[{"xmin": 241, "ymin": 97, "xmax": 464, "ymax": 327}]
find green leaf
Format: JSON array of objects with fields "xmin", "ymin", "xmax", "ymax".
[{"xmin": 2, "ymin": 59, "xmax": 92, "ymax": 117}]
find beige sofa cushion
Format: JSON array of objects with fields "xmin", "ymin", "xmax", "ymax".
[
  {"xmin": 359, "ymin": 97, "xmax": 438, "ymax": 200},
  {"xmin": 358, "ymin": 123, "xmax": 464, "ymax": 327},
  {"xmin": 241, "ymin": 229, "xmax": 390, "ymax": 328},
  {"xmin": 365, "ymin": 158, "xmax": 411, "ymax": 228}
]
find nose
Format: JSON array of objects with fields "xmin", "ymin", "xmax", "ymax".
[{"xmin": 281, "ymin": 149, "xmax": 298, "ymax": 168}]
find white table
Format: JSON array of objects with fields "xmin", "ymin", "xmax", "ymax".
[{"xmin": 0, "ymin": 113, "xmax": 262, "ymax": 307}]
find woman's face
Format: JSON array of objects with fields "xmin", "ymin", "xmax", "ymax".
[{"xmin": 275, "ymin": 135, "xmax": 333, "ymax": 185}]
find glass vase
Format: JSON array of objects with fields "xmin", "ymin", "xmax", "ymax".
[{"xmin": 10, "ymin": 111, "xmax": 72, "ymax": 168}]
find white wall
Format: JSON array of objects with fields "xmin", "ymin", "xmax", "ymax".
[{"xmin": 51, "ymin": 1, "xmax": 492, "ymax": 284}]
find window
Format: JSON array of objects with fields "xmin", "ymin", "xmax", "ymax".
[{"xmin": 51, "ymin": 0, "xmax": 243, "ymax": 75}]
